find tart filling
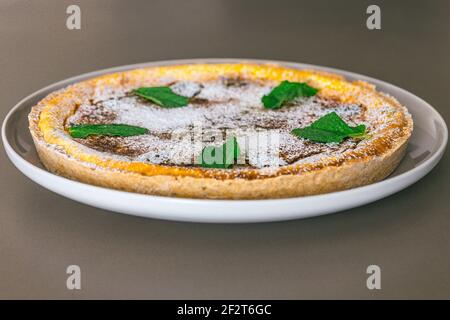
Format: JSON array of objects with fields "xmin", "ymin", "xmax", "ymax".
[{"xmin": 67, "ymin": 79, "xmax": 366, "ymax": 169}]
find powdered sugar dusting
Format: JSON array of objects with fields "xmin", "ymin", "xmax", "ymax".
[{"xmin": 66, "ymin": 78, "xmax": 393, "ymax": 169}]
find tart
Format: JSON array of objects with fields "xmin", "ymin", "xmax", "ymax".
[{"xmin": 28, "ymin": 63, "xmax": 413, "ymax": 199}]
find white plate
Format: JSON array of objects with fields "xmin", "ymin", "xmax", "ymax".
[{"xmin": 2, "ymin": 59, "xmax": 448, "ymax": 223}]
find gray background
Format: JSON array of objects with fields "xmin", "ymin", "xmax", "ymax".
[{"xmin": 0, "ymin": 0, "xmax": 449, "ymax": 299}]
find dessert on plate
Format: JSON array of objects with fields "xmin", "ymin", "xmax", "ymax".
[{"xmin": 29, "ymin": 63, "xmax": 413, "ymax": 199}]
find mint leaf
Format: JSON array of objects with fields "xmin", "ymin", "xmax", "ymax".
[
  {"xmin": 68, "ymin": 124, "xmax": 148, "ymax": 139},
  {"xmin": 133, "ymin": 87, "xmax": 189, "ymax": 108},
  {"xmin": 291, "ymin": 112, "xmax": 367, "ymax": 143},
  {"xmin": 198, "ymin": 137, "xmax": 240, "ymax": 169},
  {"xmin": 262, "ymin": 81, "xmax": 318, "ymax": 109}
]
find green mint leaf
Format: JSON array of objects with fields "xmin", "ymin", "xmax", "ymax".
[
  {"xmin": 262, "ymin": 81, "xmax": 318, "ymax": 109},
  {"xmin": 133, "ymin": 87, "xmax": 189, "ymax": 108},
  {"xmin": 291, "ymin": 112, "xmax": 367, "ymax": 143},
  {"xmin": 198, "ymin": 137, "xmax": 240, "ymax": 169},
  {"xmin": 68, "ymin": 124, "xmax": 148, "ymax": 139},
  {"xmin": 292, "ymin": 127, "xmax": 347, "ymax": 143}
]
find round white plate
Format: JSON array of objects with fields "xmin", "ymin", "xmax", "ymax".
[{"xmin": 2, "ymin": 59, "xmax": 448, "ymax": 223}]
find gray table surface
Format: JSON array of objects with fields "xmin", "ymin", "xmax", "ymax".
[{"xmin": 1, "ymin": 0, "xmax": 449, "ymax": 299}]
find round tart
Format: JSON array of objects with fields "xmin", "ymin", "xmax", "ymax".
[{"xmin": 29, "ymin": 63, "xmax": 413, "ymax": 199}]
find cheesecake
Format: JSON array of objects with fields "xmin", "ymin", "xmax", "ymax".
[{"xmin": 28, "ymin": 63, "xmax": 413, "ymax": 199}]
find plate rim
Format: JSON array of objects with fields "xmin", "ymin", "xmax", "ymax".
[{"xmin": 2, "ymin": 58, "xmax": 448, "ymax": 222}]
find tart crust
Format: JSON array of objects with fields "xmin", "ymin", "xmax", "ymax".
[{"xmin": 29, "ymin": 63, "xmax": 413, "ymax": 199}]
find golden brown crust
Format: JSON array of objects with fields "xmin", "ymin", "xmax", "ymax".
[{"xmin": 28, "ymin": 63, "xmax": 413, "ymax": 199}]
